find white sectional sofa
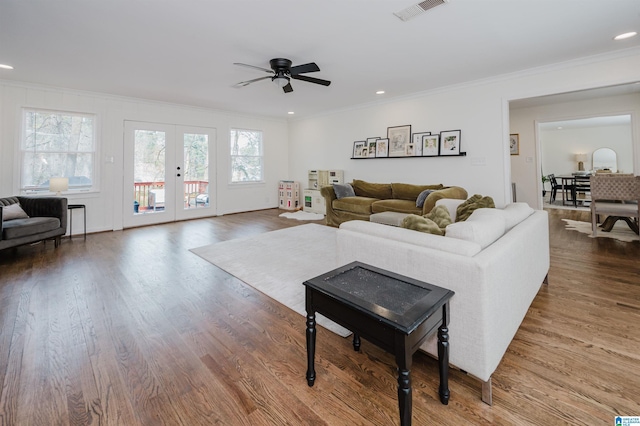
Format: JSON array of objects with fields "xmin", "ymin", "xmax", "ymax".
[{"xmin": 336, "ymin": 201, "xmax": 550, "ymax": 404}]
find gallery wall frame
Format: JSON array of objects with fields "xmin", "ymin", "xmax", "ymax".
[
  {"xmin": 439, "ymin": 130, "xmax": 461, "ymax": 156},
  {"xmin": 353, "ymin": 141, "xmax": 366, "ymax": 158},
  {"xmin": 387, "ymin": 125, "xmax": 412, "ymax": 157},
  {"xmin": 376, "ymin": 138, "xmax": 389, "ymax": 157},
  {"xmin": 422, "ymin": 134, "xmax": 440, "ymax": 157},
  {"xmin": 367, "ymin": 137, "xmax": 379, "ymax": 158},
  {"xmin": 412, "ymin": 132, "xmax": 430, "ymax": 156}
]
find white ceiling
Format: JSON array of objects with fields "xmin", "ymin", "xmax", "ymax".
[{"xmin": 1, "ymin": 0, "xmax": 639, "ymax": 119}]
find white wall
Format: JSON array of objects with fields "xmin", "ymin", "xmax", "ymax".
[
  {"xmin": 289, "ymin": 49, "xmax": 640, "ymax": 209},
  {"xmin": 0, "ymin": 82, "xmax": 289, "ymax": 233},
  {"xmin": 510, "ymin": 93, "xmax": 639, "ymax": 208}
]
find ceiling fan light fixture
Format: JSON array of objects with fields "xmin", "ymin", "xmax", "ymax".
[{"xmin": 273, "ymin": 76, "xmax": 290, "ymax": 88}]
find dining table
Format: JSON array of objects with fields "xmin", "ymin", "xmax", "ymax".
[{"xmin": 556, "ymin": 175, "xmax": 592, "ymax": 207}]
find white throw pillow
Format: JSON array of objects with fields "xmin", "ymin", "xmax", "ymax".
[
  {"xmin": 502, "ymin": 202, "xmax": 534, "ymax": 230},
  {"xmin": 435, "ymin": 198, "xmax": 466, "ymax": 222},
  {"xmin": 2, "ymin": 203, "xmax": 29, "ymax": 221},
  {"xmin": 445, "ymin": 208, "xmax": 506, "ymax": 249}
]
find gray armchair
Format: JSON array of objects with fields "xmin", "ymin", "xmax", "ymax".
[{"xmin": 0, "ymin": 196, "xmax": 68, "ymax": 250}]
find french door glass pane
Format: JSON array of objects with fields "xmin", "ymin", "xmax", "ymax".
[
  {"xmin": 183, "ymin": 133, "xmax": 209, "ymax": 209},
  {"xmin": 134, "ymin": 130, "xmax": 165, "ymax": 214}
]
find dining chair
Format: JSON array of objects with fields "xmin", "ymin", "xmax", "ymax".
[
  {"xmin": 548, "ymin": 174, "xmax": 573, "ymax": 204},
  {"xmin": 572, "ymin": 175, "xmax": 591, "ymax": 207},
  {"xmin": 590, "ymin": 174, "xmax": 639, "ymax": 236}
]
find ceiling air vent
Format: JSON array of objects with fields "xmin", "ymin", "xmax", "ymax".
[{"xmin": 394, "ymin": 0, "xmax": 448, "ymax": 22}]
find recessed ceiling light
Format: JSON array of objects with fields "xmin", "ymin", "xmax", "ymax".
[
  {"xmin": 287, "ymin": 111, "xmax": 295, "ymax": 115},
  {"xmin": 376, "ymin": 90, "xmax": 385, "ymax": 95},
  {"xmin": 0, "ymin": 64, "xmax": 14, "ymax": 70},
  {"xmin": 557, "ymin": 126, "xmax": 563, "ymax": 130},
  {"xmin": 614, "ymin": 31, "xmax": 637, "ymax": 41}
]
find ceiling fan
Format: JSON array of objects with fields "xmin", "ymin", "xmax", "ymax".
[{"xmin": 233, "ymin": 58, "xmax": 331, "ymax": 93}]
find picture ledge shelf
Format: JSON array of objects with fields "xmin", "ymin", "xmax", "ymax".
[{"xmin": 350, "ymin": 152, "xmax": 467, "ymax": 159}]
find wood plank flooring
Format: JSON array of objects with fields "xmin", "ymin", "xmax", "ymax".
[{"xmin": 0, "ymin": 208, "xmax": 638, "ymax": 425}]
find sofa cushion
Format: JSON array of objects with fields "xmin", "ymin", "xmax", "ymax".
[
  {"xmin": 352, "ymin": 179, "xmax": 393, "ymax": 199},
  {"xmin": 2, "ymin": 203, "xmax": 29, "ymax": 221},
  {"xmin": 401, "ymin": 214, "xmax": 444, "ymax": 235},
  {"xmin": 333, "ymin": 183, "xmax": 355, "ymax": 199},
  {"xmin": 371, "ymin": 199, "xmax": 421, "ymax": 214},
  {"xmin": 445, "ymin": 208, "xmax": 506, "ymax": 249},
  {"xmin": 456, "ymin": 194, "xmax": 495, "ymax": 222},
  {"xmin": 340, "ymin": 220, "xmax": 482, "ymax": 257},
  {"xmin": 391, "ymin": 183, "xmax": 444, "ymax": 201},
  {"xmin": 333, "ymin": 197, "xmax": 379, "ymax": 215},
  {"xmin": 2, "ymin": 217, "xmax": 61, "ymax": 240}
]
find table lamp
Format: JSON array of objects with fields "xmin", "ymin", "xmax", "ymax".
[
  {"xmin": 49, "ymin": 177, "xmax": 69, "ymax": 195},
  {"xmin": 575, "ymin": 154, "xmax": 587, "ymax": 171}
]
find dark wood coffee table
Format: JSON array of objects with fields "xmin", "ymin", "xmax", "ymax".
[{"xmin": 304, "ymin": 261, "xmax": 454, "ymax": 426}]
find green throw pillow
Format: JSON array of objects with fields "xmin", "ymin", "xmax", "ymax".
[
  {"xmin": 401, "ymin": 214, "xmax": 444, "ymax": 236},
  {"xmin": 456, "ymin": 194, "xmax": 495, "ymax": 222},
  {"xmin": 424, "ymin": 204, "xmax": 452, "ymax": 229}
]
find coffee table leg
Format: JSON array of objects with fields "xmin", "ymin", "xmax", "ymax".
[
  {"xmin": 306, "ymin": 310, "xmax": 316, "ymax": 387},
  {"xmin": 352, "ymin": 333, "xmax": 360, "ymax": 351},
  {"xmin": 396, "ymin": 348, "xmax": 412, "ymax": 426},
  {"xmin": 437, "ymin": 305, "xmax": 450, "ymax": 405}
]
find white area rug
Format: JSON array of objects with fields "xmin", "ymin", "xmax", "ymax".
[
  {"xmin": 190, "ymin": 224, "xmax": 349, "ymax": 336},
  {"xmin": 279, "ymin": 210, "xmax": 325, "ymax": 221},
  {"xmin": 563, "ymin": 219, "xmax": 640, "ymax": 242}
]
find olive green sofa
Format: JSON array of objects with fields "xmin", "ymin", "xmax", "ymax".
[{"xmin": 320, "ymin": 179, "xmax": 468, "ymax": 227}]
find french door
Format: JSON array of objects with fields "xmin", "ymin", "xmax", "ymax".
[{"xmin": 123, "ymin": 121, "xmax": 216, "ymax": 228}]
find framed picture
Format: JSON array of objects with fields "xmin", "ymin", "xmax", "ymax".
[
  {"xmin": 422, "ymin": 134, "xmax": 440, "ymax": 156},
  {"xmin": 375, "ymin": 138, "xmax": 389, "ymax": 157},
  {"xmin": 353, "ymin": 141, "xmax": 366, "ymax": 158},
  {"xmin": 387, "ymin": 125, "xmax": 412, "ymax": 157},
  {"xmin": 510, "ymin": 134, "xmax": 519, "ymax": 155},
  {"xmin": 439, "ymin": 130, "xmax": 461, "ymax": 156},
  {"xmin": 405, "ymin": 143, "xmax": 415, "ymax": 156},
  {"xmin": 367, "ymin": 137, "xmax": 379, "ymax": 158},
  {"xmin": 412, "ymin": 132, "xmax": 430, "ymax": 156}
]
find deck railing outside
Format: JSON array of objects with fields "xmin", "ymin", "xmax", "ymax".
[{"xmin": 133, "ymin": 181, "xmax": 208, "ymax": 211}]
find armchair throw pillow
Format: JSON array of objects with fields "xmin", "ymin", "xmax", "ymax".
[
  {"xmin": 2, "ymin": 203, "xmax": 29, "ymax": 221},
  {"xmin": 456, "ymin": 194, "xmax": 495, "ymax": 222},
  {"xmin": 416, "ymin": 189, "xmax": 434, "ymax": 208},
  {"xmin": 424, "ymin": 204, "xmax": 453, "ymax": 229},
  {"xmin": 401, "ymin": 214, "xmax": 444, "ymax": 236},
  {"xmin": 333, "ymin": 183, "xmax": 356, "ymax": 199}
]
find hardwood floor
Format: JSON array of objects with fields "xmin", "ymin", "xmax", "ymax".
[{"xmin": 0, "ymin": 208, "xmax": 638, "ymax": 425}]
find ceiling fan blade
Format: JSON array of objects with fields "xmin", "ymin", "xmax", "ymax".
[
  {"xmin": 283, "ymin": 83, "xmax": 293, "ymax": 93},
  {"xmin": 234, "ymin": 76, "xmax": 271, "ymax": 87},
  {"xmin": 233, "ymin": 62, "xmax": 273, "ymax": 74},
  {"xmin": 291, "ymin": 74, "xmax": 331, "ymax": 86},
  {"xmin": 290, "ymin": 62, "xmax": 320, "ymax": 75}
]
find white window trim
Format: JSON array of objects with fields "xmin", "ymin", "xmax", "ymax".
[
  {"xmin": 20, "ymin": 107, "xmax": 100, "ymax": 195},
  {"xmin": 229, "ymin": 128, "xmax": 264, "ymax": 184}
]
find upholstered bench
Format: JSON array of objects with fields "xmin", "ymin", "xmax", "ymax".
[{"xmin": 369, "ymin": 211, "xmax": 410, "ymax": 227}]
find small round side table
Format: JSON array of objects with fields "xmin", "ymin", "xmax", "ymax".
[{"xmin": 68, "ymin": 204, "xmax": 86, "ymax": 240}]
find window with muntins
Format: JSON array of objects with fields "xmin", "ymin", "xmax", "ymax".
[
  {"xmin": 230, "ymin": 129, "xmax": 263, "ymax": 183},
  {"xmin": 21, "ymin": 108, "xmax": 97, "ymax": 193}
]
